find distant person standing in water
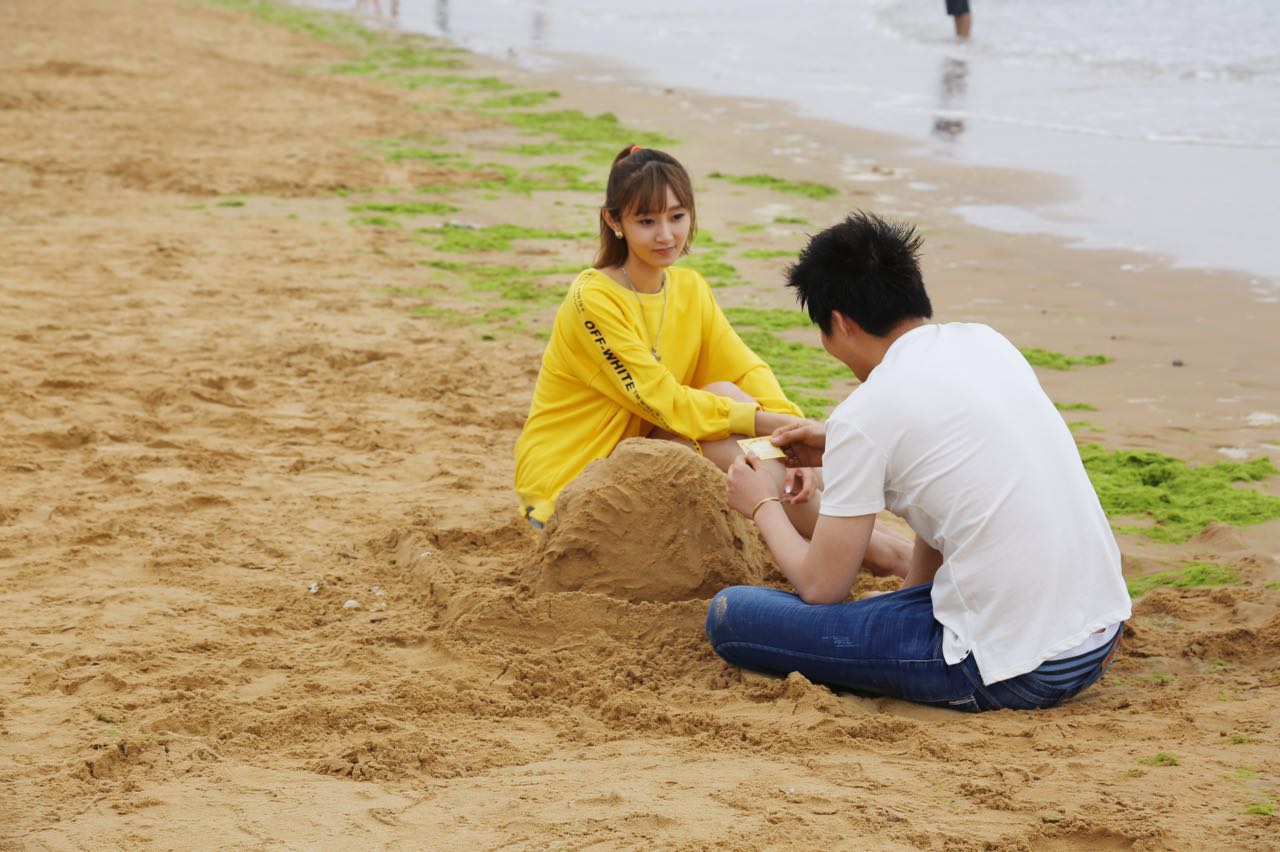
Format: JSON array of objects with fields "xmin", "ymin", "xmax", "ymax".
[{"xmin": 946, "ymin": 0, "xmax": 972, "ymax": 38}]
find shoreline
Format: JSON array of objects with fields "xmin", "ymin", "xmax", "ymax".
[
  {"xmin": 544, "ymin": 47, "xmax": 1280, "ymax": 298},
  {"xmin": 322, "ymin": 0, "xmax": 1280, "ymax": 289},
  {"xmin": 2, "ymin": 1, "xmax": 1279, "ymax": 847}
]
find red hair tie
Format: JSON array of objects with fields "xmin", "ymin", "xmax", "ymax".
[{"xmin": 629, "ymin": 145, "xmax": 643, "ymax": 154}]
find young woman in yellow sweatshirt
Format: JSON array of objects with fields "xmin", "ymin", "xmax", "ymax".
[{"xmin": 514, "ymin": 145, "xmax": 807, "ymax": 527}]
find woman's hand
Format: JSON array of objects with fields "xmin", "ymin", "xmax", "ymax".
[
  {"xmin": 771, "ymin": 421, "xmax": 827, "ymax": 468},
  {"xmin": 783, "ymin": 467, "xmax": 822, "ymax": 504},
  {"xmin": 726, "ymin": 453, "xmax": 780, "ymax": 519}
]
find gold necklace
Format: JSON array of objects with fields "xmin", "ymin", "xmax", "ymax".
[{"xmin": 620, "ymin": 265, "xmax": 667, "ymax": 361}]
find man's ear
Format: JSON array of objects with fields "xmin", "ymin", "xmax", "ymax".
[
  {"xmin": 831, "ymin": 311, "xmax": 868, "ymax": 340},
  {"xmin": 829, "ymin": 310, "xmax": 853, "ymax": 337}
]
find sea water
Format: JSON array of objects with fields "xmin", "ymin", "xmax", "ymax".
[{"xmin": 310, "ymin": 0, "xmax": 1280, "ymax": 291}]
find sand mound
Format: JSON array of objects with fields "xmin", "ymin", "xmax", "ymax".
[
  {"xmin": 1193, "ymin": 522, "xmax": 1247, "ymax": 550},
  {"xmin": 1184, "ymin": 613, "xmax": 1280, "ymax": 660},
  {"xmin": 533, "ymin": 439, "xmax": 774, "ymax": 602}
]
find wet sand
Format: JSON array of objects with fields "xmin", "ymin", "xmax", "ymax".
[{"xmin": 1, "ymin": 0, "xmax": 1278, "ymax": 848}]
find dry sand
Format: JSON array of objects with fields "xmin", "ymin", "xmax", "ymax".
[{"xmin": 1, "ymin": 0, "xmax": 1278, "ymax": 848}]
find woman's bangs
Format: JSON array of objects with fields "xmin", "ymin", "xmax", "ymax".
[{"xmin": 624, "ymin": 165, "xmax": 690, "ymax": 217}]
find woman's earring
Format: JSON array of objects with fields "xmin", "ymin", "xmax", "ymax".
[{"xmin": 614, "ymin": 230, "xmax": 624, "ymax": 239}]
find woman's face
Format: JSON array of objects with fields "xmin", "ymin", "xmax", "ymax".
[{"xmin": 617, "ymin": 186, "xmax": 691, "ymax": 271}]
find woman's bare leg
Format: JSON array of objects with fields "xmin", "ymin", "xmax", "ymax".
[
  {"xmin": 864, "ymin": 526, "xmax": 914, "ymax": 578},
  {"xmin": 901, "ymin": 535, "xmax": 943, "ymax": 586}
]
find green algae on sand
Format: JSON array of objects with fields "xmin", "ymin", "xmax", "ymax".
[
  {"xmin": 1126, "ymin": 562, "xmax": 1242, "ymax": 598},
  {"xmin": 480, "ymin": 90, "xmax": 560, "ymax": 109},
  {"xmin": 348, "ymin": 201, "xmax": 459, "ymax": 217},
  {"xmin": 720, "ymin": 308, "xmax": 839, "ymax": 417},
  {"xmin": 421, "ymin": 259, "xmax": 571, "ymax": 308},
  {"xmin": 417, "ymin": 223, "xmax": 591, "ymax": 253},
  {"xmin": 1138, "ymin": 752, "xmax": 1180, "ymax": 767},
  {"xmin": 737, "ymin": 330, "xmax": 845, "ymax": 419},
  {"xmin": 503, "ymin": 109, "xmax": 675, "ymax": 159},
  {"xmin": 1021, "ymin": 347, "xmax": 1111, "ymax": 370},
  {"xmin": 349, "ymin": 215, "xmax": 399, "ymax": 228},
  {"xmin": 741, "ymin": 248, "xmax": 798, "ymax": 260},
  {"xmin": 1067, "ymin": 420, "xmax": 1103, "ymax": 433},
  {"xmin": 722, "ymin": 307, "xmax": 811, "ymax": 332},
  {"xmin": 708, "ymin": 171, "xmax": 839, "ymax": 200},
  {"xmin": 1080, "ymin": 444, "xmax": 1280, "ymax": 542},
  {"xmin": 675, "ymin": 250, "xmax": 742, "ymax": 288}
]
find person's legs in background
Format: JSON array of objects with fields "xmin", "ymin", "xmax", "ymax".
[{"xmin": 945, "ymin": 0, "xmax": 972, "ymax": 38}]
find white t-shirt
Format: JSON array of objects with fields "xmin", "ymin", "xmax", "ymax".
[{"xmin": 821, "ymin": 323, "xmax": 1132, "ymax": 685}]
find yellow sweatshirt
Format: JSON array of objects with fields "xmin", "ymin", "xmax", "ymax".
[{"xmin": 514, "ymin": 266, "xmax": 802, "ymax": 524}]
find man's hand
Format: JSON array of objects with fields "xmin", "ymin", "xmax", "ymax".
[
  {"xmin": 782, "ymin": 467, "xmax": 822, "ymax": 504},
  {"xmin": 771, "ymin": 421, "xmax": 827, "ymax": 468},
  {"xmin": 726, "ymin": 453, "xmax": 779, "ymax": 519}
]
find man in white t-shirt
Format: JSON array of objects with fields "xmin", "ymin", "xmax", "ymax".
[{"xmin": 709, "ymin": 212, "xmax": 1131, "ymax": 711}]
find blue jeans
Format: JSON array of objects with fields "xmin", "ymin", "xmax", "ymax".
[{"xmin": 705, "ymin": 583, "xmax": 1120, "ymax": 712}]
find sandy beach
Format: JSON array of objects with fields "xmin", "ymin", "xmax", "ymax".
[{"xmin": 2, "ymin": 0, "xmax": 1278, "ymax": 848}]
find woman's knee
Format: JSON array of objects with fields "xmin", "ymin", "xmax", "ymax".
[
  {"xmin": 645, "ymin": 429, "xmax": 696, "ymax": 452},
  {"xmin": 701, "ymin": 381, "xmax": 756, "ymax": 405}
]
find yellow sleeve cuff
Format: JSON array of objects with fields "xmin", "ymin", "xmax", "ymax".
[{"xmin": 729, "ymin": 401, "xmax": 759, "ymax": 437}]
